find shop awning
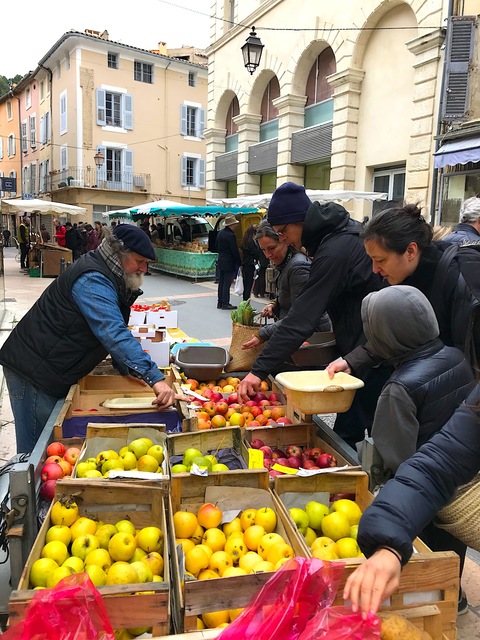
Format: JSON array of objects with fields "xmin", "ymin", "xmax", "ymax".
[
  {"xmin": 434, "ymin": 136, "xmax": 480, "ymax": 169},
  {"xmin": 107, "ymin": 199, "xmax": 258, "ymax": 220},
  {"xmin": 1, "ymin": 198, "xmax": 87, "ymax": 216},
  {"xmin": 207, "ymin": 190, "xmax": 387, "ymax": 208}
]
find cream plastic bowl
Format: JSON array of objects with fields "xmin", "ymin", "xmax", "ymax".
[{"xmin": 275, "ymin": 370, "xmax": 365, "ymax": 414}]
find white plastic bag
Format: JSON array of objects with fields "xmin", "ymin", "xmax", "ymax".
[{"xmin": 234, "ymin": 271, "xmax": 244, "ymax": 295}]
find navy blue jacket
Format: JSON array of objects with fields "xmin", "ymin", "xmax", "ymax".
[
  {"xmin": 217, "ymin": 227, "xmax": 241, "ymax": 271},
  {"xmin": 443, "ymin": 223, "xmax": 480, "ymax": 244},
  {"xmin": 358, "ymin": 384, "xmax": 480, "ymax": 565}
]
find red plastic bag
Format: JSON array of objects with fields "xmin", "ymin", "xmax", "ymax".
[
  {"xmin": 217, "ymin": 557, "xmax": 345, "ymax": 640},
  {"xmin": 4, "ymin": 573, "xmax": 115, "ymax": 640},
  {"xmin": 298, "ymin": 605, "xmax": 381, "ymax": 639}
]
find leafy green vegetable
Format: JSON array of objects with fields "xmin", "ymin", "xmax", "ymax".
[{"xmin": 231, "ymin": 299, "xmax": 258, "ymax": 325}]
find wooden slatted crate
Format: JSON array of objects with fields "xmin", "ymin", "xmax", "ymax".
[{"xmin": 9, "ymin": 478, "xmax": 171, "ymax": 636}]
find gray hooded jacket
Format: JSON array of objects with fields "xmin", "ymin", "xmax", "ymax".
[{"xmin": 363, "ymin": 286, "xmax": 475, "ymax": 476}]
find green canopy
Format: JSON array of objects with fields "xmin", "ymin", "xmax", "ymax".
[{"xmin": 108, "ymin": 199, "xmax": 257, "ymax": 220}]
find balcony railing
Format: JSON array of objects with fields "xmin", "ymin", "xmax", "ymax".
[{"xmin": 43, "ymin": 168, "xmax": 151, "ymax": 193}]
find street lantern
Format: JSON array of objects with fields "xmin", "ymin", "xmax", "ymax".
[
  {"xmin": 241, "ymin": 27, "xmax": 264, "ymax": 75},
  {"xmin": 94, "ymin": 151, "xmax": 105, "ymax": 168}
]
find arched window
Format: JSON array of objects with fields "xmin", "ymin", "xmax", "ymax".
[
  {"xmin": 305, "ymin": 48, "xmax": 336, "ymax": 126},
  {"xmin": 260, "ymin": 77, "xmax": 280, "ymax": 141},
  {"xmin": 225, "ymin": 96, "xmax": 239, "ymax": 152}
]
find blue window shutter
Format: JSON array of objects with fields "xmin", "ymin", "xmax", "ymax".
[
  {"xmin": 123, "ymin": 94, "xmax": 133, "ymax": 130},
  {"xmin": 198, "ymin": 108, "xmax": 206, "ymax": 137},
  {"xmin": 180, "ymin": 104, "xmax": 187, "ymax": 135},
  {"xmin": 96, "ymin": 145, "xmax": 106, "ymax": 183},
  {"xmin": 181, "ymin": 156, "xmax": 187, "ymax": 186},
  {"xmin": 96, "ymin": 89, "xmax": 106, "ymax": 125},
  {"xmin": 198, "ymin": 159, "xmax": 206, "ymax": 188},
  {"xmin": 442, "ymin": 17, "xmax": 475, "ymax": 122},
  {"xmin": 124, "ymin": 149, "xmax": 133, "ymax": 189}
]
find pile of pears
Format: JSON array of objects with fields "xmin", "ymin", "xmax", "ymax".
[
  {"xmin": 171, "ymin": 446, "xmax": 230, "ymax": 474},
  {"xmin": 288, "ymin": 498, "xmax": 364, "ymax": 560},
  {"xmin": 75, "ymin": 437, "xmax": 165, "ymax": 478}
]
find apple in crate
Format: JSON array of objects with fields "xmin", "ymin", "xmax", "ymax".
[
  {"xmin": 41, "ymin": 463, "xmax": 64, "ymax": 482},
  {"xmin": 250, "ymin": 439, "xmax": 265, "ymax": 450},
  {"xmin": 285, "ymin": 445, "xmax": 302, "ymax": 458}
]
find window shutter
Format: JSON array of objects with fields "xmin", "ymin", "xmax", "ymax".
[
  {"xmin": 0, "ymin": 137, "xmax": 3, "ymax": 159},
  {"xmin": 60, "ymin": 92, "xmax": 67, "ymax": 134},
  {"xmin": 96, "ymin": 89, "xmax": 106, "ymax": 125},
  {"xmin": 124, "ymin": 149, "xmax": 133, "ymax": 189},
  {"xmin": 180, "ymin": 104, "xmax": 188, "ymax": 135},
  {"xmin": 123, "ymin": 94, "xmax": 133, "ymax": 130},
  {"xmin": 181, "ymin": 156, "xmax": 187, "ymax": 186},
  {"xmin": 96, "ymin": 145, "xmax": 107, "ymax": 183},
  {"xmin": 197, "ymin": 108, "xmax": 206, "ymax": 137},
  {"xmin": 12, "ymin": 136, "xmax": 16, "ymax": 156},
  {"xmin": 30, "ymin": 115, "xmax": 36, "ymax": 147},
  {"xmin": 442, "ymin": 16, "xmax": 476, "ymax": 122},
  {"xmin": 60, "ymin": 145, "xmax": 68, "ymax": 171},
  {"xmin": 40, "ymin": 116, "xmax": 45, "ymax": 145},
  {"xmin": 46, "ymin": 112, "xmax": 51, "ymax": 142},
  {"xmin": 198, "ymin": 159, "xmax": 206, "ymax": 188}
]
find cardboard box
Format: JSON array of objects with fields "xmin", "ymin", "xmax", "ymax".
[
  {"xmin": 130, "ymin": 324, "xmax": 158, "ymax": 338},
  {"xmin": 147, "ymin": 309, "xmax": 178, "ymax": 328},
  {"xmin": 10, "ymin": 479, "xmax": 171, "ymax": 636},
  {"xmin": 139, "ymin": 337, "xmax": 170, "ymax": 368}
]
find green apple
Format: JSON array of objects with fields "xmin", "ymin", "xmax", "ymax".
[
  {"xmin": 128, "ymin": 438, "xmax": 153, "ymax": 459},
  {"xmin": 119, "ymin": 446, "xmax": 129, "ymax": 457},
  {"xmin": 86, "ymin": 457, "xmax": 98, "ymax": 465},
  {"xmin": 191, "ymin": 456, "xmax": 212, "ymax": 471},
  {"xmin": 136, "ymin": 526, "xmax": 163, "ymax": 553},
  {"xmin": 203, "ymin": 455, "xmax": 217, "ymax": 467},
  {"xmin": 147, "ymin": 445, "xmax": 164, "ymax": 465},
  {"xmin": 305, "ymin": 501, "xmax": 330, "ymax": 531},
  {"xmin": 350, "ymin": 524, "xmax": 359, "ymax": 541},
  {"xmin": 289, "ymin": 507, "xmax": 309, "ymax": 535},
  {"xmin": 102, "ymin": 458, "xmax": 125, "ymax": 475},
  {"xmin": 71, "ymin": 533, "xmax": 100, "ymax": 561},
  {"xmin": 84, "ymin": 469, "xmax": 103, "ymax": 478},
  {"xmin": 76, "ymin": 461, "xmax": 97, "ymax": 478},
  {"xmin": 120, "ymin": 451, "xmax": 137, "ymax": 471},
  {"xmin": 30, "ymin": 558, "xmax": 59, "ymax": 587},
  {"xmin": 41, "ymin": 540, "xmax": 69, "ymax": 566},
  {"xmin": 95, "ymin": 523, "xmax": 118, "ymax": 549},
  {"xmin": 182, "ymin": 447, "xmax": 203, "ymax": 467},
  {"xmin": 85, "ymin": 564, "xmax": 107, "ymax": 586},
  {"xmin": 85, "ymin": 548, "xmax": 112, "ymax": 572},
  {"xmin": 62, "ymin": 556, "xmax": 84, "ymax": 573},
  {"xmin": 115, "ymin": 519, "xmax": 136, "ymax": 536},
  {"xmin": 130, "ymin": 560, "xmax": 153, "ymax": 583},
  {"xmin": 171, "ymin": 464, "xmax": 188, "ymax": 474},
  {"xmin": 46, "ymin": 565, "xmax": 75, "ymax": 588},
  {"xmin": 211, "ymin": 463, "xmax": 229, "ymax": 472},
  {"xmin": 130, "ymin": 547, "xmax": 147, "ymax": 563}
]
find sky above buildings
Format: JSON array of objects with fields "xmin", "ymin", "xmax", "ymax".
[{"xmin": 1, "ymin": 0, "xmax": 211, "ymax": 78}]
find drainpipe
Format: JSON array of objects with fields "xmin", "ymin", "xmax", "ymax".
[
  {"xmin": 430, "ymin": 0, "xmax": 455, "ymax": 225},
  {"xmin": 39, "ymin": 63, "xmax": 54, "ymax": 198}
]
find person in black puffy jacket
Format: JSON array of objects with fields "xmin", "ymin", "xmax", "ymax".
[
  {"xmin": 216, "ymin": 214, "xmax": 241, "ymax": 310},
  {"xmin": 343, "ymin": 384, "xmax": 480, "ymax": 617}
]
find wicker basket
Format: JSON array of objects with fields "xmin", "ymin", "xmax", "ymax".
[
  {"xmin": 224, "ymin": 321, "xmax": 265, "ymax": 372},
  {"xmin": 436, "ymin": 473, "xmax": 480, "ymax": 551}
]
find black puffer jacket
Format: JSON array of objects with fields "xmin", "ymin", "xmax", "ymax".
[
  {"xmin": 251, "ymin": 203, "xmax": 383, "ymax": 379},
  {"xmin": 358, "ymin": 384, "xmax": 480, "ymax": 565}
]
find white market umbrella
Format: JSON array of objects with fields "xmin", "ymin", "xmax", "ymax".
[
  {"xmin": 1, "ymin": 198, "xmax": 87, "ymax": 216},
  {"xmin": 206, "ymin": 190, "xmax": 388, "ymax": 208}
]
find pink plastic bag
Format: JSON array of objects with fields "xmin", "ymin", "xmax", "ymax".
[
  {"xmin": 298, "ymin": 605, "xmax": 381, "ymax": 639},
  {"xmin": 217, "ymin": 557, "xmax": 345, "ymax": 640},
  {"xmin": 4, "ymin": 573, "xmax": 115, "ymax": 640}
]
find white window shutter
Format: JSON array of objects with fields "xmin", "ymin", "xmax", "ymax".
[
  {"xmin": 60, "ymin": 145, "xmax": 68, "ymax": 171},
  {"xmin": 96, "ymin": 146, "xmax": 107, "ymax": 183},
  {"xmin": 40, "ymin": 116, "xmax": 45, "ymax": 145},
  {"xmin": 180, "ymin": 104, "xmax": 188, "ymax": 135},
  {"xmin": 0, "ymin": 137, "xmax": 3, "ymax": 160},
  {"xmin": 124, "ymin": 149, "xmax": 134, "ymax": 189},
  {"xmin": 181, "ymin": 156, "xmax": 187, "ymax": 186},
  {"xmin": 96, "ymin": 89, "xmax": 106, "ymax": 125},
  {"xmin": 198, "ymin": 159, "xmax": 206, "ymax": 188},
  {"xmin": 198, "ymin": 109, "xmax": 206, "ymax": 137},
  {"xmin": 123, "ymin": 94, "xmax": 133, "ymax": 130},
  {"xmin": 60, "ymin": 92, "xmax": 67, "ymax": 134},
  {"xmin": 46, "ymin": 112, "xmax": 51, "ymax": 142}
]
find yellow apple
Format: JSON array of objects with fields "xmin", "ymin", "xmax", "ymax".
[
  {"xmin": 136, "ymin": 455, "xmax": 159, "ymax": 473},
  {"xmin": 128, "ymin": 438, "xmax": 153, "ymax": 459},
  {"xmin": 239, "ymin": 551, "xmax": 263, "ymax": 573},
  {"xmin": 335, "ymin": 537, "xmax": 361, "ymax": 559},
  {"xmin": 62, "ymin": 556, "xmax": 84, "ymax": 573},
  {"xmin": 252, "ymin": 560, "xmax": 275, "ymax": 573},
  {"xmin": 152, "ymin": 575, "xmax": 163, "ymax": 582},
  {"xmin": 41, "ymin": 540, "xmax": 69, "ymax": 566},
  {"xmin": 185, "ymin": 546, "xmax": 210, "ymax": 576},
  {"xmin": 202, "ymin": 528, "xmax": 226, "ymax": 553},
  {"xmin": 46, "ymin": 565, "xmax": 75, "ymax": 588},
  {"xmin": 176, "ymin": 538, "xmax": 195, "ymax": 555},
  {"xmin": 266, "ymin": 542, "xmax": 294, "ymax": 566},
  {"xmin": 51, "ymin": 499, "xmax": 79, "ymax": 527},
  {"xmin": 115, "ymin": 519, "xmax": 136, "ymax": 536},
  {"xmin": 224, "ymin": 535, "xmax": 247, "ymax": 563},
  {"xmin": 130, "ymin": 547, "xmax": 147, "ymax": 563},
  {"xmin": 223, "ymin": 518, "xmax": 243, "ymax": 537},
  {"xmin": 223, "ymin": 567, "xmax": 247, "ymax": 577},
  {"xmin": 95, "ymin": 449, "xmax": 119, "ymax": 466},
  {"xmin": 84, "ymin": 470, "xmax": 103, "ymax": 478},
  {"xmin": 130, "ymin": 560, "xmax": 153, "ymax": 583},
  {"xmin": 240, "ymin": 508, "xmax": 257, "ymax": 531},
  {"xmin": 136, "ymin": 526, "xmax": 163, "ymax": 553},
  {"xmin": 71, "ymin": 533, "xmax": 100, "ymax": 560},
  {"xmin": 330, "ymin": 499, "xmax": 362, "ymax": 526},
  {"xmin": 45, "ymin": 525, "xmax": 72, "ymax": 547},
  {"xmin": 119, "ymin": 446, "xmax": 129, "ymax": 457},
  {"xmin": 147, "ymin": 445, "xmax": 164, "ymax": 465},
  {"xmin": 141, "ymin": 552, "xmax": 164, "ymax": 576},
  {"xmin": 106, "ymin": 561, "xmax": 138, "ymax": 585},
  {"xmin": 208, "ymin": 550, "xmax": 233, "ymax": 576},
  {"xmin": 95, "ymin": 523, "xmax": 118, "ymax": 549},
  {"xmin": 198, "ymin": 569, "xmax": 220, "ymax": 580},
  {"xmin": 258, "ymin": 533, "xmax": 284, "ymax": 560},
  {"xmin": 76, "ymin": 461, "xmax": 97, "ymax": 478},
  {"xmin": 102, "ymin": 458, "xmax": 125, "ymax": 475},
  {"xmin": 85, "ymin": 563, "xmax": 107, "ymax": 587},
  {"xmin": 321, "ymin": 512, "xmax": 351, "ymax": 541},
  {"xmin": 254, "ymin": 507, "xmax": 277, "ymax": 533},
  {"xmin": 202, "ymin": 610, "xmax": 230, "ymax": 629},
  {"xmin": 108, "ymin": 532, "xmax": 137, "ymax": 562},
  {"xmin": 189, "ymin": 523, "xmax": 204, "ymax": 544},
  {"xmin": 196, "ymin": 544, "xmax": 214, "ymax": 560},
  {"xmin": 243, "ymin": 525, "xmax": 266, "ymax": 551},
  {"xmin": 119, "ymin": 451, "xmax": 137, "ymax": 471},
  {"xmin": 85, "ymin": 548, "xmax": 112, "ymax": 572},
  {"xmin": 173, "ymin": 511, "xmax": 198, "ymax": 539},
  {"xmin": 30, "ymin": 558, "xmax": 59, "ymax": 587},
  {"xmin": 70, "ymin": 516, "xmax": 97, "ymax": 540}
]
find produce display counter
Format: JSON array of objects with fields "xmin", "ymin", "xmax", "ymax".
[
  {"xmin": 28, "ymin": 243, "xmax": 73, "ymax": 277},
  {"xmin": 152, "ymin": 247, "xmax": 216, "ymax": 279}
]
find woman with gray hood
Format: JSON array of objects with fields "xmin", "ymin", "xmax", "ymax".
[{"xmin": 358, "ymin": 285, "xmax": 475, "ymax": 611}]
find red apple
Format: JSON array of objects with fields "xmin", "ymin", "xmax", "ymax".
[
  {"xmin": 276, "ymin": 458, "xmax": 291, "ymax": 467},
  {"xmin": 211, "ymin": 392, "xmax": 223, "ymax": 403},
  {"xmin": 248, "ymin": 420, "xmax": 261, "ymax": 426},
  {"xmin": 271, "ymin": 449, "xmax": 286, "ymax": 460},
  {"xmin": 267, "ymin": 393, "xmax": 278, "ymax": 403},
  {"xmin": 40, "ymin": 479, "xmax": 57, "ymax": 501},
  {"xmin": 63, "ymin": 447, "xmax": 81, "ymax": 466},
  {"xmin": 316, "ymin": 453, "xmax": 337, "ymax": 468},
  {"xmin": 202, "ymin": 401, "xmax": 217, "ymax": 416},
  {"xmin": 44, "ymin": 455, "xmax": 62, "ymax": 466},
  {"xmin": 250, "ymin": 439, "xmax": 265, "ymax": 449},
  {"xmin": 41, "ymin": 463, "xmax": 64, "ymax": 482},
  {"xmin": 331, "ymin": 493, "xmax": 356, "ymax": 502},
  {"xmin": 246, "ymin": 400, "xmax": 257, "ymax": 408},
  {"xmin": 215, "ymin": 401, "xmax": 229, "ymax": 415},
  {"xmin": 276, "ymin": 417, "xmax": 293, "ymax": 425},
  {"xmin": 310, "ymin": 447, "xmax": 323, "ymax": 460},
  {"xmin": 266, "ymin": 419, "xmax": 278, "ymax": 426},
  {"xmin": 259, "ymin": 445, "xmax": 273, "ymax": 459},
  {"xmin": 263, "ymin": 458, "xmax": 273, "ymax": 470},
  {"xmin": 259, "ymin": 399, "xmax": 271, "ymax": 407},
  {"xmin": 269, "ymin": 470, "xmax": 283, "ymax": 477},
  {"xmin": 285, "ymin": 445, "xmax": 302, "ymax": 458},
  {"xmin": 303, "ymin": 460, "xmax": 317, "ymax": 470},
  {"xmin": 201, "ymin": 388, "xmax": 213, "ymax": 399},
  {"xmin": 46, "ymin": 442, "xmax": 66, "ymax": 458},
  {"xmin": 227, "ymin": 393, "xmax": 238, "ymax": 405},
  {"xmin": 250, "ymin": 406, "xmax": 262, "ymax": 417},
  {"xmin": 252, "ymin": 392, "xmax": 267, "ymax": 403},
  {"xmin": 287, "ymin": 456, "xmax": 301, "ymax": 469}
]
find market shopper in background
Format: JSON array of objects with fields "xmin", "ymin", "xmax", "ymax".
[
  {"xmin": 40, "ymin": 224, "xmax": 51, "ymax": 243},
  {"xmin": 344, "ymin": 384, "xmax": 480, "ymax": 617},
  {"xmin": 3, "ymin": 228, "xmax": 11, "ymax": 247},
  {"xmin": 85, "ymin": 223, "xmax": 99, "ymax": 251},
  {"xmin": 216, "ymin": 213, "xmax": 241, "ymax": 311},
  {"xmin": 443, "ymin": 196, "xmax": 480, "ymax": 244},
  {"xmin": 241, "ymin": 224, "xmax": 258, "ymax": 301},
  {"xmin": 53, "ymin": 219, "xmax": 66, "ymax": 246},
  {"xmin": 0, "ymin": 224, "xmax": 175, "ymax": 454},
  {"xmin": 17, "ymin": 217, "xmax": 30, "ymax": 270},
  {"xmin": 94, "ymin": 220, "xmax": 106, "ymax": 243},
  {"xmin": 65, "ymin": 222, "xmax": 83, "ymax": 261},
  {"xmin": 238, "ymin": 183, "xmax": 385, "ymax": 447}
]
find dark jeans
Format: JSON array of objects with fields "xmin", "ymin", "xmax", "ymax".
[
  {"xmin": 20, "ymin": 243, "xmax": 29, "ymax": 269},
  {"xmin": 243, "ymin": 264, "xmax": 255, "ymax": 301},
  {"xmin": 333, "ymin": 366, "xmax": 391, "ymax": 449},
  {"xmin": 218, "ymin": 270, "xmax": 234, "ymax": 307}
]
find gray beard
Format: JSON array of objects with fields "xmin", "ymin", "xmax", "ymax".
[{"xmin": 124, "ymin": 273, "xmax": 144, "ymax": 290}]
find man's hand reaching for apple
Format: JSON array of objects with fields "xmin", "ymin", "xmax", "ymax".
[
  {"xmin": 237, "ymin": 373, "xmax": 262, "ymax": 403},
  {"xmin": 152, "ymin": 380, "xmax": 175, "ymax": 409}
]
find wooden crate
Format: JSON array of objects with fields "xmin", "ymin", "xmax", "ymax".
[
  {"xmin": 244, "ymin": 422, "xmax": 350, "ymax": 467},
  {"xmin": 168, "ymin": 471, "xmax": 307, "ymax": 633},
  {"xmin": 72, "ymin": 423, "xmax": 170, "ymax": 486},
  {"xmin": 167, "ymin": 426, "xmax": 249, "ymax": 475},
  {"xmin": 273, "ymin": 473, "xmax": 459, "ymax": 640},
  {"xmin": 9, "ymin": 478, "xmax": 171, "ymax": 636}
]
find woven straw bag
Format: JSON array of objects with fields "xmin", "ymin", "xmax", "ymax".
[
  {"xmin": 225, "ymin": 320, "xmax": 265, "ymax": 372},
  {"xmin": 436, "ymin": 473, "xmax": 480, "ymax": 551}
]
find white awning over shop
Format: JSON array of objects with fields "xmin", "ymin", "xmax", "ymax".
[
  {"xmin": 207, "ymin": 190, "xmax": 387, "ymax": 209},
  {"xmin": 434, "ymin": 136, "xmax": 480, "ymax": 169},
  {"xmin": 1, "ymin": 198, "xmax": 87, "ymax": 216}
]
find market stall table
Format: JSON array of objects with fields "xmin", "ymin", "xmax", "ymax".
[{"xmin": 152, "ymin": 247, "xmax": 217, "ymax": 279}]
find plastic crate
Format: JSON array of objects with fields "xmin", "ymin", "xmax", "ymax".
[
  {"xmin": 174, "ymin": 345, "xmax": 230, "ymax": 380},
  {"xmin": 29, "ymin": 267, "xmax": 40, "ymax": 278}
]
